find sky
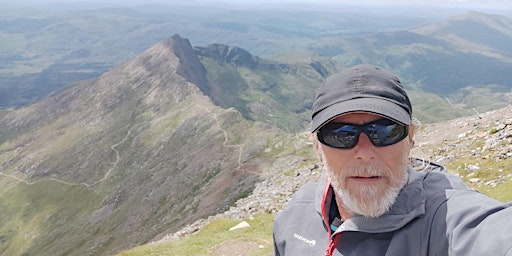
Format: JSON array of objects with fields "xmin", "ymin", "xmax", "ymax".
[
  {"xmin": 1, "ymin": 0, "xmax": 509, "ymax": 6},
  {"xmin": 0, "ymin": 0, "xmax": 510, "ymax": 14},
  {"xmin": 208, "ymin": 0, "xmax": 511, "ymax": 12}
]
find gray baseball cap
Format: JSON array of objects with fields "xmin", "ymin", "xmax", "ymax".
[{"xmin": 311, "ymin": 64, "xmax": 412, "ymax": 132}]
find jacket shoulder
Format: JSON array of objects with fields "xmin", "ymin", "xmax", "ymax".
[{"xmin": 422, "ymin": 169, "xmax": 469, "ymax": 191}]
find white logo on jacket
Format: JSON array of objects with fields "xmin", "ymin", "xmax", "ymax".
[{"xmin": 293, "ymin": 233, "xmax": 316, "ymax": 247}]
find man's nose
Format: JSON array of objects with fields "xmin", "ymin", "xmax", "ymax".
[{"xmin": 353, "ymin": 133, "xmax": 377, "ymax": 162}]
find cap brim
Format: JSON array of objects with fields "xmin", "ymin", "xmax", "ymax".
[{"xmin": 311, "ymin": 98, "xmax": 411, "ymax": 132}]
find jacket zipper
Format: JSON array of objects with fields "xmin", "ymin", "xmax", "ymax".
[
  {"xmin": 326, "ymin": 238, "xmax": 335, "ymax": 256},
  {"xmin": 321, "ymin": 180, "xmax": 341, "ymax": 256},
  {"xmin": 325, "ymin": 233, "xmax": 340, "ymax": 256}
]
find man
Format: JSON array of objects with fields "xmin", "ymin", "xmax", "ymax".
[{"xmin": 273, "ymin": 64, "xmax": 512, "ymax": 255}]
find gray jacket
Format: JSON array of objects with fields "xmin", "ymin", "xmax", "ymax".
[{"xmin": 273, "ymin": 161, "xmax": 512, "ymax": 255}]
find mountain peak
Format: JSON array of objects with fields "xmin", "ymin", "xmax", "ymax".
[
  {"xmin": 164, "ymin": 34, "xmax": 210, "ymax": 95},
  {"xmin": 124, "ymin": 34, "xmax": 210, "ymax": 97}
]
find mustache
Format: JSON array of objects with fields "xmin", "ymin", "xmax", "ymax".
[
  {"xmin": 345, "ymin": 162, "xmax": 382, "ymax": 176},
  {"xmin": 340, "ymin": 162, "xmax": 386, "ymax": 177},
  {"xmin": 335, "ymin": 160, "xmax": 408, "ymax": 182}
]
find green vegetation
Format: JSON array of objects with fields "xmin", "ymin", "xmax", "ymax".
[
  {"xmin": 407, "ymin": 88, "xmax": 472, "ymax": 123},
  {"xmin": 477, "ymin": 179, "xmax": 512, "ymax": 203},
  {"xmin": 446, "ymin": 156, "xmax": 512, "ymax": 202},
  {"xmin": 117, "ymin": 214, "xmax": 274, "ymax": 256},
  {"xmin": 0, "ymin": 181, "xmax": 100, "ymax": 256},
  {"xmin": 198, "ymin": 51, "xmax": 322, "ymax": 132}
]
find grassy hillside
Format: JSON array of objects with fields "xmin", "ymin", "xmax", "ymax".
[
  {"xmin": 195, "ymin": 44, "xmax": 331, "ymax": 132},
  {"xmin": 117, "ymin": 214, "xmax": 275, "ymax": 256}
]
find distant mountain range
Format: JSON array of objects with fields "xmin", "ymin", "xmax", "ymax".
[
  {"xmin": 0, "ymin": 5, "xmax": 511, "ymax": 256},
  {"xmin": 1, "ymin": 5, "xmax": 511, "ymax": 123}
]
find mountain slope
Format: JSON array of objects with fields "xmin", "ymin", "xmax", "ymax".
[
  {"xmin": 410, "ymin": 11, "xmax": 512, "ymax": 60},
  {"xmin": 310, "ymin": 11, "xmax": 512, "ymax": 121},
  {"xmin": 194, "ymin": 43, "xmax": 332, "ymax": 132},
  {"xmin": 0, "ymin": 35, "xmax": 305, "ymax": 256},
  {"xmin": 326, "ymin": 11, "xmax": 512, "ymax": 93},
  {"xmin": 403, "ymin": 11, "xmax": 512, "ymax": 93}
]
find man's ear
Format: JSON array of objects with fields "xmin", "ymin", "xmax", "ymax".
[
  {"xmin": 407, "ymin": 124, "xmax": 416, "ymax": 148},
  {"xmin": 313, "ymin": 135, "xmax": 324, "ymax": 163}
]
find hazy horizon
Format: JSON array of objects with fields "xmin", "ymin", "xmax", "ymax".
[{"xmin": 0, "ymin": 0, "xmax": 510, "ymax": 15}]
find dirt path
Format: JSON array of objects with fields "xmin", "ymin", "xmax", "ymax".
[{"xmin": 0, "ymin": 126, "xmax": 133, "ymax": 187}]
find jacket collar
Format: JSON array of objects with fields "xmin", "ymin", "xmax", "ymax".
[{"xmin": 316, "ymin": 165, "xmax": 428, "ymax": 234}]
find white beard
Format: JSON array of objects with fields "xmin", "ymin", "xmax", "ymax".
[{"xmin": 325, "ymin": 159, "xmax": 409, "ymax": 218}]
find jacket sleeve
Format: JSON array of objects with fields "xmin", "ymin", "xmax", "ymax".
[{"xmin": 431, "ymin": 189, "xmax": 512, "ymax": 255}]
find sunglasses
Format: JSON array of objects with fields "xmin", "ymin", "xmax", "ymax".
[{"xmin": 317, "ymin": 118, "xmax": 409, "ymax": 149}]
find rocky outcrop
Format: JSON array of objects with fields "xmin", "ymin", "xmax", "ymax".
[
  {"xmin": 194, "ymin": 43, "xmax": 293, "ymax": 72},
  {"xmin": 195, "ymin": 43, "xmax": 261, "ymax": 68},
  {"xmin": 414, "ymin": 106, "xmax": 512, "ymax": 187},
  {"xmin": 166, "ymin": 35, "xmax": 211, "ymax": 96}
]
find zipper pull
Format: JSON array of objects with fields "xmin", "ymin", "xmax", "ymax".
[{"xmin": 330, "ymin": 217, "xmax": 343, "ymax": 232}]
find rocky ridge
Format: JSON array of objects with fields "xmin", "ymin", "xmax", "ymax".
[{"xmin": 156, "ymin": 105, "xmax": 512, "ymax": 243}]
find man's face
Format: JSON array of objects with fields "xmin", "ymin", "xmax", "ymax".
[{"xmin": 315, "ymin": 112, "xmax": 413, "ymax": 218}]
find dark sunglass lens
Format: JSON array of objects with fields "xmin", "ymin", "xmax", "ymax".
[
  {"xmin": 319, "ymin": 119, "xmax": 408, "ymax": 148},
  {"xmin": 367, "ymin": 120, "xmax": 408, "ymax": 146},
  {"xmin": 319, "ymin": 124, "xmax": 359, "ymax": 148}
]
